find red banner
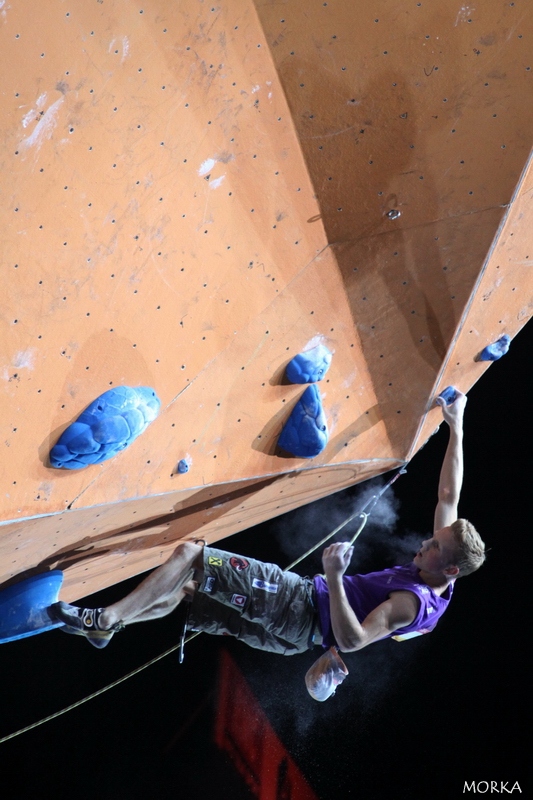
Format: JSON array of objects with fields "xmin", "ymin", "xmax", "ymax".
[{"xmin": 215, "ymin": 649, "xmax": 319, "ymax": 800}]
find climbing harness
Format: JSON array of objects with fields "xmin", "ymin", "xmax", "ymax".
[{"xmin": 0, "ymin": 465, "xmax": 406, "ymax": 742}]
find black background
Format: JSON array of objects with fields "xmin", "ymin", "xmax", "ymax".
[{"xmin": 1, "ymin": 322, "xmax": 530, "ymax": 800}]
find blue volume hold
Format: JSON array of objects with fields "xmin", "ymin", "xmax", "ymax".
[
  {"xmin": 476, "ymin": 334, "xmax": 511, "ymax": 362},
  {"xmin": 50, "ymin": 386, "xmax": 161, "ymax": 469},
  {"xmin": 278, "ymin": 384, "xmax": 328, "ymax": 458},
  {"xmin": 285, "ymin": 345, "xmax": 333, "ymax": 384},
  {"xmin": 438, "ymin": 386, "xmax": 457, "ymax": 405},
  {"xmin": 0, "ymin": 571, "xmax": 64, "ymax": 644}
]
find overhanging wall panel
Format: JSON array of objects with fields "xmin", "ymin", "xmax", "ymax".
[
  {"xmin": 1, "ymin": 0, "xmax": 531, "ymax": 601},
  {"xmin": 411, "ymin": 150, "xmax": 533, "ymax": 455},
  {"xmin": 256, "ymin": 0, "xmax": 533, "ymax": 241},
  {"xmin": 0, "ymin": 460, "xmax": 399, "ymax": 598}
]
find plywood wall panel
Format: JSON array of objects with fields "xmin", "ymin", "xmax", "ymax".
[
  {"xmin": 1, "ymin": 1, "xmax": 531, "ymax": 601},
  {"xmin": 1, "ymin": 0, "xmax": 325, "ymax": 520},
  {"xmin": 330, "ymin": 206, "xmax": 507, "ymax": 449},
  {"xmin": 411, "ymin": 150, "xmax": 533, "ymax": 455},
  {"xmin": 256, "ymin": 0, "xmax": 533, "ymax": 242},
  {"xmin": 0, "ymin": 459, "xmax": 400, "ymax": 597},
  {"xmin": 65, "ymin": 246, "xmax": 389, "ymax": 510},
  {"xmin": 257, "ymin": 0, "xmax": 533, "ymax": 242}
]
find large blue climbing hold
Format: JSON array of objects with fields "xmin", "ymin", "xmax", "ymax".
[
  {"xmin": 285, "ymin": 344, "xmax": 333, "ymax": 384},
  {"xmin": 0, "ymin": 571, "xmax": 64, "ymax": 643},
  {"xmin": 278, "ymin": 384, "xmax": 328, "ymax": 458},
  {"xmin": 438, "ymin": 386, "xmax": 457, "ymax": 405},
  {"xmin": 476, "ymin": 334, "xmax": 511, "ymax": 362},
  {"xmin": 50, "ymin": 386, "xmax": 160, "ymax": 469}
]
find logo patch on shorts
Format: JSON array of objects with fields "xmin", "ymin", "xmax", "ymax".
[
  {"xmin": 204, "ymin": 576, "xmax": 216, "ymax": 593},
  {"xmin": 230, "ymin": 556, "xmax": 249, "ymax": 572},
  {"xmin": 230, "ymin": 594, "xmax": 247, "ymax": 607},
  {"xmin": 208, "ymin": 556, "xmax": 223, "ymax": 567},
  {"xmin": 252, "ymin": 578, "xmax": 278, "ymax": 593}
]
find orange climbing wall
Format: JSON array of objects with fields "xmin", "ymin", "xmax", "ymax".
[{"xmin": 1, "ymin": 0, "xmax": 532, "ymax": 600}]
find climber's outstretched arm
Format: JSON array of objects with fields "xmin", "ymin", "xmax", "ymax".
[{"xmin": 433, "ymin": 390, "xmax": 467, "ymax": 533}]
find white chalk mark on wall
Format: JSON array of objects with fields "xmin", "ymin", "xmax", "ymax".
[
  {"xmin": 342, "ymin": 371, "xmax": 357, "ymax": 389},
  {"xmin": 209, "ymin": 175, "xmax": 225, "ymax": 189},
  {"xmin": 21, "ymin": 93, "xmax": 48, "ymax": 128},
  {"xmin": 22, "ymin": 109, "xmax": 35, "ymax": 129},
  {"xmin": 198, "ymin": 158, "xmax": 216, "ymax": 177},
  {"xmin": 11, "ymin": 349, "xmax": 36, "ymax": 371},
  {"xmin": 303, "ymin": 334, "xmax": 334, "ymax": 353},
  {"xmin": 108, "ymin": 36, "xmax": 130, "ymax": 61},
  {"xmin": 20, "ymin": 97, "xmax": 64, "ymax": 151},
  {"xmin": 455, "ymin": 6, "xmax": 475, "ymax": 26}
]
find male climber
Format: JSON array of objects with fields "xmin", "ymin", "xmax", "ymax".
[{"xmin": 50, "ymin": 391, "xmax": 486, "ymax": 659}]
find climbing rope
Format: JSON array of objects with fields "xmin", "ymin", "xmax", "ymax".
[
  {"xmin": 0, "ymin": 465, "xmax": 406, "ymax": 743},
  {"xmin": 284, "ymin": 464, "xmax": 407, "ymax": 571},
  {"xmin": 0, "ymin": 639, "xmax": 184, "ymax": 743}
]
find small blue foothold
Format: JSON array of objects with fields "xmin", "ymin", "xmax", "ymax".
[
  {"xmin": 438, "ymin": 386, "xmax": 457, "ymax": 405},
  {"xmin": 278, "ymin": 384, "xmax": 328, "ymax": 458},
  {"xmin": 476, "ymin": 334, "xmax": 511, "ymax": 362},
  {"xmin": 285, "ymin": 344, "xmax": 333, "ymax": 384},
  {"xmin": 50, "ymin": 386, "xmax": 161, "ymax": 469},
  {"xmin": 177, "ymin": 459, "xmax": 189, "ymax": 474}
]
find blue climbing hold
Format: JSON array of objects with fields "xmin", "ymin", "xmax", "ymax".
[
  {"xmin": 50, "ymin": 386, "xmax": 160, "ymax": 469},
  {"xmin": 0, "ymin": 571, "xmax": 64, "ymax": 643},
  {"xmin": 177, "ymin": 459, "xmax": 189, "ymax": 474},
  {"xmin": 285, "ymin": 344, "xmax": 333, "ymax": 384},
  {"xmin": 476, "ymin": 334, "xmax": 511, "ymax": 362},
  {"xmin": 278, "ymin": 384, "xmax": 328, "ymax": 458},
  {"xmin": 438, "ymin": 386, "xmax": 457, "ymax": 405}
]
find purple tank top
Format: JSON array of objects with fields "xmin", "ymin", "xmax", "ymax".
[{"xmin": 313, "ymin": 563, "xmax": 454, "ymax": 648}]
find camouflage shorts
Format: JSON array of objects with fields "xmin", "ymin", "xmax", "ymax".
[{"xmin": 189, "ymin": 547, "xmax": 319, "ymax": 655}]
